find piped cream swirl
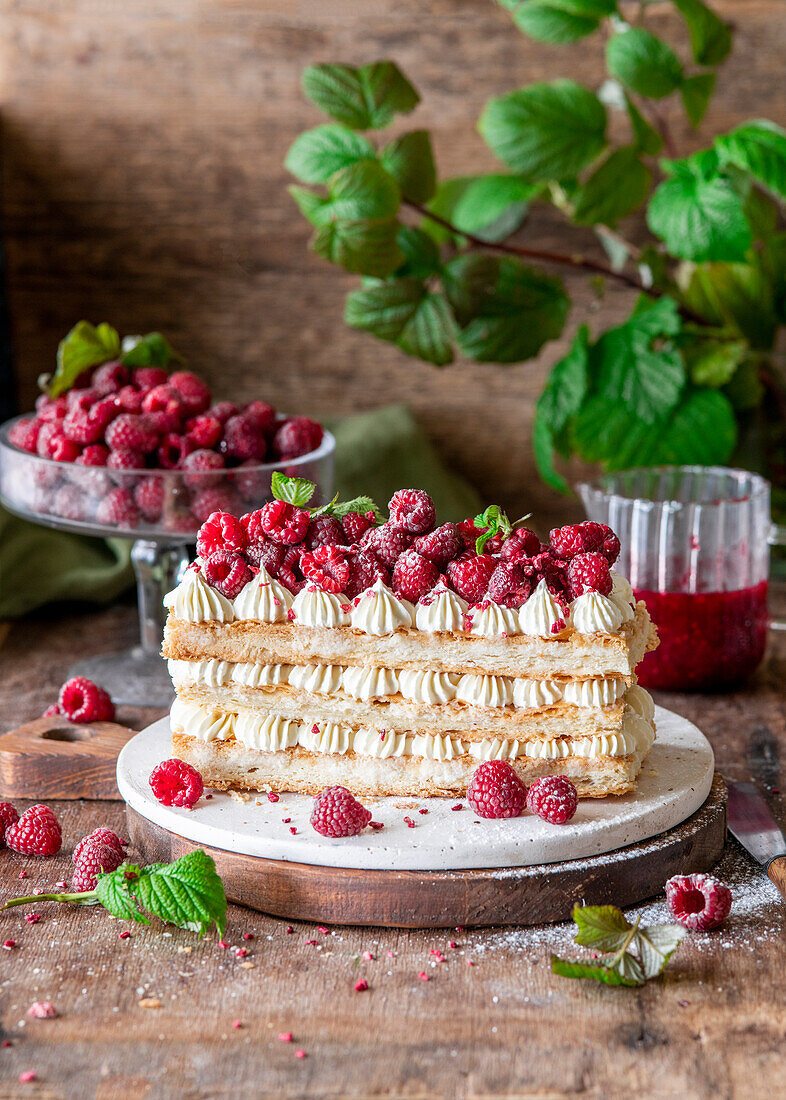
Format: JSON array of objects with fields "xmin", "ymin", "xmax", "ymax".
[
  {"xmin": 291, "ymin": 585, "xmax": 350, "ymax": 628},
  {"xmin": 233, "ymin": 567, "xmax": 293, "ymax": 622},
  {"xmin": 164, "ymin": 567, "xmax": 235, "ymax": 623},
  {"xmin": 466, "ymin": 601, "xmax": 520, "ymax": 637},
  {"xmin": 350, "ymin": 579, "xmax": 414, "ymax": 635},
  {"xmin": 572, "ymin": 591, "xmax": 624, "ymax": 634},
  {"xmin": 415, "ymin": 585, "xmax": 468, "ymax": 633},
  {"xmin": 518, "ymin": 579, "xmax": 568, "ymax": 636}
]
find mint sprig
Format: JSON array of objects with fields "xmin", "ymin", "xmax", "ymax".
[
  {"xmin": 473, "ymin": 504, "xmax": 512, "ymax": 553},
  {"xmin": 0, "ymin": 850, "xmax": 227, "ymax": 939},
  {"xmin": 273, "ymin": 474, "xmax": 383, "ymax": 523},
  {"xmin": 552, "ymin": 903, "xmax": 684, "ymax": 987}
]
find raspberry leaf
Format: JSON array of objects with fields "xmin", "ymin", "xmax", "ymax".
[
  {"xmin": 120, "ymin": 332, "xmax": 182, "ymax": 368},
  {"xmin": 632, "ymin": 924, "xmax": 685, "ymax": 980},
  {"xmin": 380, "ymin": 130, "xmax": 437, "ymax": 204},
  {"xmin": 425, "ymin": 174, "xmax": 536, "ymax": 244},
  {"xmin": 572, "ymin": 903, "xmax": 632, "ymax": 950},
  {"xmin": 606, "ymin": 28, "xmax": 683, "ymax": 100},
  {"xmin": 680, "ymin": 73, "xmax": 716, "ymax": 128},
  {"xmin": 715, "ymin": 120, "xmax": 786, "ymax": 202},
  {"xmin": 673, "ymin": 0, "xmax": 732, "ymax": 66},
  {"xmin": 132, "ymin": 850, "xmax": 227, "ymax": 937},
  {"xmin": 285, "ymin": 124, "xmax": 375, "ymax": 185},
  {"xmin": 502, "ymin": 0, "xmax": 609, "ymax": 46},
  {"xmin": 95, "ymin": 864, "xmax": 150, "ymax": 925},
  {"xmin": 45, "ymin": 321, "xmax": 121, "ymax": 397},
  {"xmin": 271, "ymin": 473, "xmax": 316, "ymax": 507},
  {"xmin": 302, "ymin": 62, "xmax": 419, "ymax": 131},
  {"xmin": 550, "ymin": 956, "xmax": 642, "ymax": 987},
  {"xmin": 571, "ymin": 146, "xmax": 651, "ymax": 227},
  {"xmin": 553, "ymin": 904, "xmax": 684, "ymax": 987},
  {"xmin": 332, "ymin": 496, "xmax": 384, "ymax": 522},
  {"xmin": 625, "ymin": 95, "xmax": 663, "ymax": 156}
]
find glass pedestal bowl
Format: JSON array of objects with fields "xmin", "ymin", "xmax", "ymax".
[{"xmin": 0, "ymin": 418, "xmax": 335, "ymax": 705}]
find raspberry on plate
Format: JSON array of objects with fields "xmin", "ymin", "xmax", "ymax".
[
  {"xmin": 72, "ymin": 837, "xmax": 124, "ymax": 892},
  {"xmin": 526, "ymin": 776, "xmax": 578, "ymax": 825},
  {"xmin": 467, "ymin": 761, "xmax": 527, "ymax": 819},
  {"xmin": 149, "ymin": 758, "xmax": 204, "ymax": 808},
  {"xmin": 413, "ymin": 522, "xmax": 461, "ymax": 567},
  {"xmin": 58, "ymin": 677, "xmax": 115, "ymax": 723},
  {"xmin": 203, "ymin": 549, "xmax": 252, "ymax": 598},
  {"xmin": 73, "ymin": 827, "xmax": 126, "ymax": 864},
  {"xmin": 447, "ymin": 553, "xmax": 496, "ymax": 603},
  {"xmin": 256, "ymin": 500, "xmax": 310, "ymax": 546},
  {"xmin": 388, "ymin": 489, "xmax": 436, "ymax": 535},
  {"xmin": 550, "ymin": 521, "xmax": 620, "ymax": 566},
  {"xmin": 310, "ymin": 785, "xmax": 372, "ymax": 837},
  {"xmin": 566, "ymin": 552, "xmax": 613, "ymax": 598},
  {"xmin": 0, "ymin": 802, "xmax": 20, "ymax": 846},
  {"xmin": 5, "ymin": 805, "xmax": 62, "ymax": 856},
  {"xmin": 274, "ymin": 416, "xmax": 323, "ymax": 460},
  {"xmin": 196, "ymin": 510, "xmax": 247, "ymax": 558},
  {"xmin": 300, "ymin": 545, "xmax": 351, "ymax": 594},
  {"xmin": 391, "ymin": 549, "xmax": 439, "ymax": 602},
  {"xmin": 360, "ymin": 523, "xmax": 413, "ymax": 569},
  {"xmin": 665, "ymin": 873, "xmax": 732, "ymax": 931}
]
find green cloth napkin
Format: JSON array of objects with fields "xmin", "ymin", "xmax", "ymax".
[{"xmin": 0, "ymin": 404, "xmax": 480, "ymax": 619}]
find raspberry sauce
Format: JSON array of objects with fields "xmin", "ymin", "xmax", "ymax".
[{"xmin": 635, "ymin": 581, "xmax": 769, "ymax": 691}]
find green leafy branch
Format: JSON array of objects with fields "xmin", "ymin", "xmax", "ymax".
[{"xmin": 552, "ymin": 903, "xmax": 684, "ymax": 986}]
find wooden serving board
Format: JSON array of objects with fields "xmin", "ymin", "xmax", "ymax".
[
  {"xmin": 0, "ymin": 716, "xmax": 138, "ymax": 799},
  {"xmin": 127, "ymin": 775, "xmax": 727, "ymax": 928}
]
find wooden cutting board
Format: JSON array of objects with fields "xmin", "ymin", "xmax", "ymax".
[{"xmin": 0, "ymin": 715, "xmax": 137, "ymax": 800}]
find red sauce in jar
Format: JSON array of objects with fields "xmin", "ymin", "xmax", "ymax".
[{"xmin": 634, "ymin": 581, "xmax": 769, "ymax": 691}]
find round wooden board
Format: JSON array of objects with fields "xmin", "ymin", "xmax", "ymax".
[{"xmin": 127, "ymin": 774, "xmax": 727, "ymax": 928}]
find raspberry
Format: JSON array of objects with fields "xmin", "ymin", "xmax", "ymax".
[
  {"xmin": 531, "ymin": 550, "xmax": 570, "ymax": 597},
  {"xmin": 8, "ymin": 417, "xmax": 41, "ymax": 453},
  {"xmin": 134, "ymin": 476, "xmax": 165, "ymax": 521},
  {"xmin": 49, "ymin": 434, "xmax": 82, "ymax": 463},
  {"xmin": 388, "ymin": 489, "xmax": 436, "ymax": 535},
  {"xmin": 36, "ymin": 394, "xmax": 68, "ymax": 421},
  {"xmin": 182, "ymin": 448, "xmax": 225, "ymax": 489},
  {"xmin": 149, "ymin": 758, "xmax": 204, "ymax": 808},
  {"xmin": 186, "ymin": 415, "xmax": 223, "ymax": 450},
  {"xmin": 467, "ymin": 761, "xmax": 527, "ymax": 819},
  {"xmin": 97, "ymin": 487, "xmax": 140, "ymax": 527},
  {"xmin": 550, "ymin": 521, "xmax": 620, "ymax": 566},
  {"xmin": 132, "ymin": 366, "xmax": 168, "ymax": 390},
  {"xmin": 391, "ymin": 549, "xmax": 439, "ymax": 602},
  {"xmin": 665, "ymin": 873, "xmax": 732, "ymax": 931},
  {"xmin": 413, "ymin": 522, "xmax": 461, "ymax": 567},
  {"xmin": 276, "ymin": 546, "xmax": 305, "ymax": 593},
  {"xmin": 220, "ymin": 414, "xmax": 267, "ymax": 462},
  {"xmin": 360, "ymin": 523, "xmax": 413, "ymax": 569},
  {"xmin": 566, "ymin": 552, "xmax": 613, "ymax": 598},
  {"xmin": 191, "ymin": 486, "xmax": 239, "ymax": 525},
  {"xmin": 76, "ymin": 444, "xmax": 109, "ymax": 467},
  {"xmin": 58, "ymin": 677, "xmax": 115, "ymax": 723},
  {"xmin": 305, "ymin": 515, "xmax": 345, "ymax": 549},
  {"xmin": 500, "ymin": 527, "xmax": 540, "ymax": 561},
  {"xmin": 141, "ymin": 383, "xmax": 186, "ymax": 423},
  {"xmin": 447, "ymin": 553, "xmax": 496, "ymax": 603},
  {"xmin": 43, "ymin": 703, "xmax": 62, "ymax": 717},
  {"xmin": 155, "ymin": 432, "xmax": 191, "ymax": 469},
  {"xmin": 0, "ymin": 802, "xmax": 20, "ymax": 846},
  {"xmin": 5, "ymin": 805, "xmax": 62, "ymax": 855},
  {"xmin": 106, "ymin": 448, "xmax": 145, "ymax": 470},
  {"xmin": 457, "ymin": 518, "xmax": 504, "ymax": 553},
  {"xmin": 196, "ymin": 510, "xmax": 247, "ymax": 558},
  {"xmin": 72, "ymin": 837, "xmax": 124, "ymax": 892},
  {"xmin": 487, "ymin": 561, "xmax": 532, "ymax": 608},
  {"xmin": 344, "ymin": 548, "xmax": 389, "ymax": 599},
  {"xmin": 115, "ymin": 385, "xmax": 145, "ymax": 413},
  {"xmin": 93, "ymin": 361, "xmax": 129, "ymax": 394},
  {"xmin": 526, "ymin": 776, "xmax": 578, "ymax": 825},
  {"xmin": 273, "ymin": 416, "xmax": 323, "ymax": 459},
  {"xmin": 105, "ymin": 413, "xmax": 158, "ymax": 454},
  {"xmin": 73, "ymin": 827, "xmax": 126, "ymax": 864},
  {"xmin": 243, "ymin": 401, "xmax": 277, "ymax": 434},
  {"xmin": 27, "ymin": 1001, "xmax": 58, "ymax": 1019},
  {"xmin": 300, "ymin": 544, "xmax": 349, "ymax": 593},
  {"xmin": 310, "ymin": 786, "xmax": 372, "ymax": 837},
  {"xmin": 257, "ymin": 500, "xmax": 310, "ymax": 546},
  {"xmin": 203, "ymin": 549, "xmax": 252, "ymax": 598},
  {"xmin": 168, "ymin": 371, "xmax": 211, "ymax": 416},
  {"xmin": 341, "ymin": 510, "xmax": 376, "ymax": 544},
  {"xmin": 207, "ymin": 401, "xmax": 239, "ymax": 423},
  {"xmin": 36, "ymin": 421, "xmax": 60, "ymax": 458},
  {"xmin": 52, "ymin": 484, "xmax": 89, "ymax": 522},
  {"xmin": 66, "ymin": 387, "xmax": 99, "ymax": 411},
  {"xmin": 244, "ymin": 534, "xmax": 286, "ymax": 574}
]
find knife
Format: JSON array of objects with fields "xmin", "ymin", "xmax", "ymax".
[{"xmin": 727, "ymin": 781, "xmax": 786, "ymax": 900}]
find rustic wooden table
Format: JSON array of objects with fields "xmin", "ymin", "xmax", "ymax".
[{"xmin": 0, "ymin": 602, "xmax": 784, "ymax": 1099}]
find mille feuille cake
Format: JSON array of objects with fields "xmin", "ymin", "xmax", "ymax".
[{"xmin": 162, "ymin": 483, "xmax": 659, "ymax": 799}]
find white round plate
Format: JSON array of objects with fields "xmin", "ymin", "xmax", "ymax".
[{"xmin": 117, "ymin": 705, "xmax": 714, "ymax": 871}]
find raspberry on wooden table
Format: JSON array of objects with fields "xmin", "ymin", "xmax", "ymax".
[
  {"xmin": 203, "ymin": 549, "xmax": 252, "ymax": 599},
  {"xmin": 5, "ymin": 805, "xmax": 62, "ymax": 855},
  {"xmin": 341, "ymin": 510, "xmax": 376, "ymax": 544},
  {"xmin": 360, "ymin": 523, "xmax": 413, "ymax": 569},
  {"xmin": 447, "ymin": 553, "xmax": 496, "ymax": 603},
  {"xmin": 97, "ymin": 487, "xmax": 140, "ymax": 528},
  {"xmin": 392, "ymin": 549, "xmax": 439, "ymax": 602},
  {"xmin": 344, "ymin": 548, "xmax": 389, "ymax": 599},
  {"xmin": 413, "ymin": 522, "xmax": 461, "ymax": 567},
  {"xmin": 665, "ymin": 873, "xmax": 732, "ymax": 931},
  {"xmin": 300, "ymin": 545, "xmax": 351, "ymax": 594},
  {"xmin": 0, "ymin": 802, "xmax": 20, "ymax": 846},
  {"xmin": 72, "ymin": 837, "xmax": 125, "ymax": 892},
  {"xmin": 526, "ymin": 776, "xmax": 578, "ymax": 825},
  {"xmin": 73, "ymin": 828, "xmax": 126, "ymax": 864},
  {"xmin": 487, "ymin": 561, "xmax": 532, "ymax": 609},
  {"xmin": 273, "ymin": 416, "xmax": 324, "ymax": 459},
  {"xmin": 196, "ymin": 510, "xmax": 248, "ymax": 558},
  {"xmin": 549, "ymin": 521, "xmax": 620, "ymax": 566},
  {"xmin": 256, "ymin": 500, "xmax": 310, "ymax": 546},
  {"xmin": 467, "ymin": 761, "xmax": 527, "ymax": 819},
  {"xmin": 149, "ymin": 759, "xmax": 204, "ymax": 809},
  {"xmin": 388, "ymin": 489, "xmax": 436, "ymax": 535},
  {"xmin": 58, "ymin": 677, "xmax": 115, "ymax": 723},
  {"xmin": 304, "ymin": 515, "xmax": 345, "ymax": 550},
  {"xmin": 500, "ymin": 527, "xmax": 541, "ymax": 561},
  {"xmin": 566, "ymin": 552, "xmax": 613, "ymax": 598},
  {"xmin": 310, "ymin": 786, "xmax": 372, "ymax": 837}
]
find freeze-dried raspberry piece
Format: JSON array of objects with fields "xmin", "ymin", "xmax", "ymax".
[
  {"xmin": 566, "ymin": 552, "xmax": 613, "ymax": 598},
  {"xmin": 58, "ymin": 677, "xmax": 115, "ymax": 722},
  {"xmin": 341, "ymin": 510, "xmax": 376, "ymax": 544},
  {"xmin": 203, "ymin": 549, "xmax": 252, "ymax": 598},
  {"xmin": 526, "ymin": 776, "xmax": 578, "ymax": 824},
  {"xmin": 388, "ymin": 489, "xmax": 436, "ymax": 535},
  {"xmin": 220, "ymin": 414, "xmax": 267, "ymax": 462},
  {"xmin": 300, "ymin": 544, "xmax": 351, "ymax": 593},
  {"xmin": 5, "ymin": 805, "xmax": 62, "ymax": 856},
  {"xmin": 168, "ymin": 371, "xmax": 211, "ymax": 416},
  {"xmin": 273, "ymin": 416, "xmax": 323, "ymax": 460},
  {"xmin": 343, "ymin": 549, "xmax": 389, "ymax": 600},
  {"xmin": 446, "ymin": 553, "xmax": 496, "ymax": 603},
  {"xmin": 665, "ymin": 873, "xmax": 732, "ymax": 931},
  {"xmin": 413, "ymin": 522, "xmax": 462, "ymax": 567},
  {"xmin": 256, "ymin": 500, "xmax": 310, "ymax": 546},
  {"xmin": 467, "ymin": 761, "xmax": 527, "ymax": 819},
  {"xmin": 149, "ymin": 758, "xmax": 204, "ymax": 808},
  {"xmin": 499, "ymin": 527, "xmax": 540, "ymax": 561},
  {"xmin": 196, "ymin": 511, "xmax": 247, "ymax": 558},
  {"xmin": 105, "ymin": 414, "xmax": 158, "ymax": 454},
  {"xmin": 487, "ymin": 561, "xmax": 532, "ymax": 609},
  {"xmin": 310, "ymin": 786, "xmax": 372, "ymax": 837},
  {"xmin": 8, "ymin": 417, "xmax": 41, "ymax": 453},
  {"xmin": 391, "ymin": 549, "xmax": 439, "ymax": 602},
  {"xmin": 360, "ymin": 523, "xmax": 413, "ymax": 569},
  {"xmin": 97, "ymin": 487, "xmax": 140, "ymax": 527},
  {"xmin": 550, "ymin": 521, "xmax": 620, "ymax": 565},
  {"xmin": 305, "ymin": 516, "xmax": 345, "ymax": 550}
]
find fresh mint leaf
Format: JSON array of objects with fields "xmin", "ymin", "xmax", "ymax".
[
  {"xmin": 445, "ymin": 254, "xmax": 568, "ymax": 363},
  {"xmin": 551, "ymin": 956, "xmax": 641, "ymax": 986},
  {"xmin": 48, "ymin": 321, "xmax": 121, "ymax": 397},
  {"xmin": 120, "ymin": 332, "xmax": 181, "ymax": 368},
  {"xmin": 572, "ymin": 146, "xmax": 651, "ymax": 226},
  {"xmin": 647, "ymin": 156, "xmax": 751, "ymax": 263},
  {"xmin": 715, "ymin": 120, "xmax": 786, "ymax": 201},
  {"xmin": 380, "ymin": 130, "xmax": 437, "ymax": 203},
  {"xmin": 395, "ymin": 226, "xmax": 441, "ymax": 279},
  {"xmin": 285, "ymin": 124, "xmax": 375, "ymax": 184},
  {"xmin": 426, "ymin": 175, "xmax": 536, "ymax": 244},
  {"xmin": 680, "ymin": 72, "xmax": 716, "ymax": 127},
  {"xmin": 132, "ymin": 850, "xmax": 227, "ymax": 937},
  {"xmin": 271, "ymin": 472, "xmax": 316, "ymax": 507},
  {"xmin": 625, "ymin": 95, "xmax": 663, "ymax": 155},
  {"xmin": 632, "ymin": 924, "xmax": 685, "ymax": 979},
  {"xmin": 673, "ymin": 0, "xmax": 732, "ymax": 66},
  {"xmin": 95, "ymin": 865, "xmax": 149, "ymax": 924},
  {"xmin": 332, "ymin": 496, "xmax": 384, "ymax": 522},
  {"xmin": 606, "ymin": 28, "xmax": 683, "ymax": 99},
  {"xmin": 302, "ymin": 62, "xmax": 419, "ymax": 131},
  {"xmin": 473, "ymin": 504, "xmax": 512, "ymax": 552},
  {"xmin": 594, "ymin": 297, "xmax": 685, "ymax": 422},
  {"xmin": 479, "ymin": 80, "xmax": 607, "ymax": 181},
  {"xmin": 572, "ymin": 904, "xmax": 632, "ymax": 950}
]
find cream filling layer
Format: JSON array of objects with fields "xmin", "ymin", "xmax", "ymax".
[{"xmin": 170, "ymin": 701, "xmax": 655, "ymax": 761}]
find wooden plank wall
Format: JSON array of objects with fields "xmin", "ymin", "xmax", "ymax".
[{"xmin": 0, "ymin": 0, "xmax": 783, "ymax": 520}]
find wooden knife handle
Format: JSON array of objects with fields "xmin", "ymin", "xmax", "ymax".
[{"xmin": 767, "ymin": 856, "xmax": 786, "ymax": 900}]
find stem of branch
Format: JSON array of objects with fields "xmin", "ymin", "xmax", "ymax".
[{"xmin": 0, "ymin": 890, "xmax": 96, "ymax": 910}]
